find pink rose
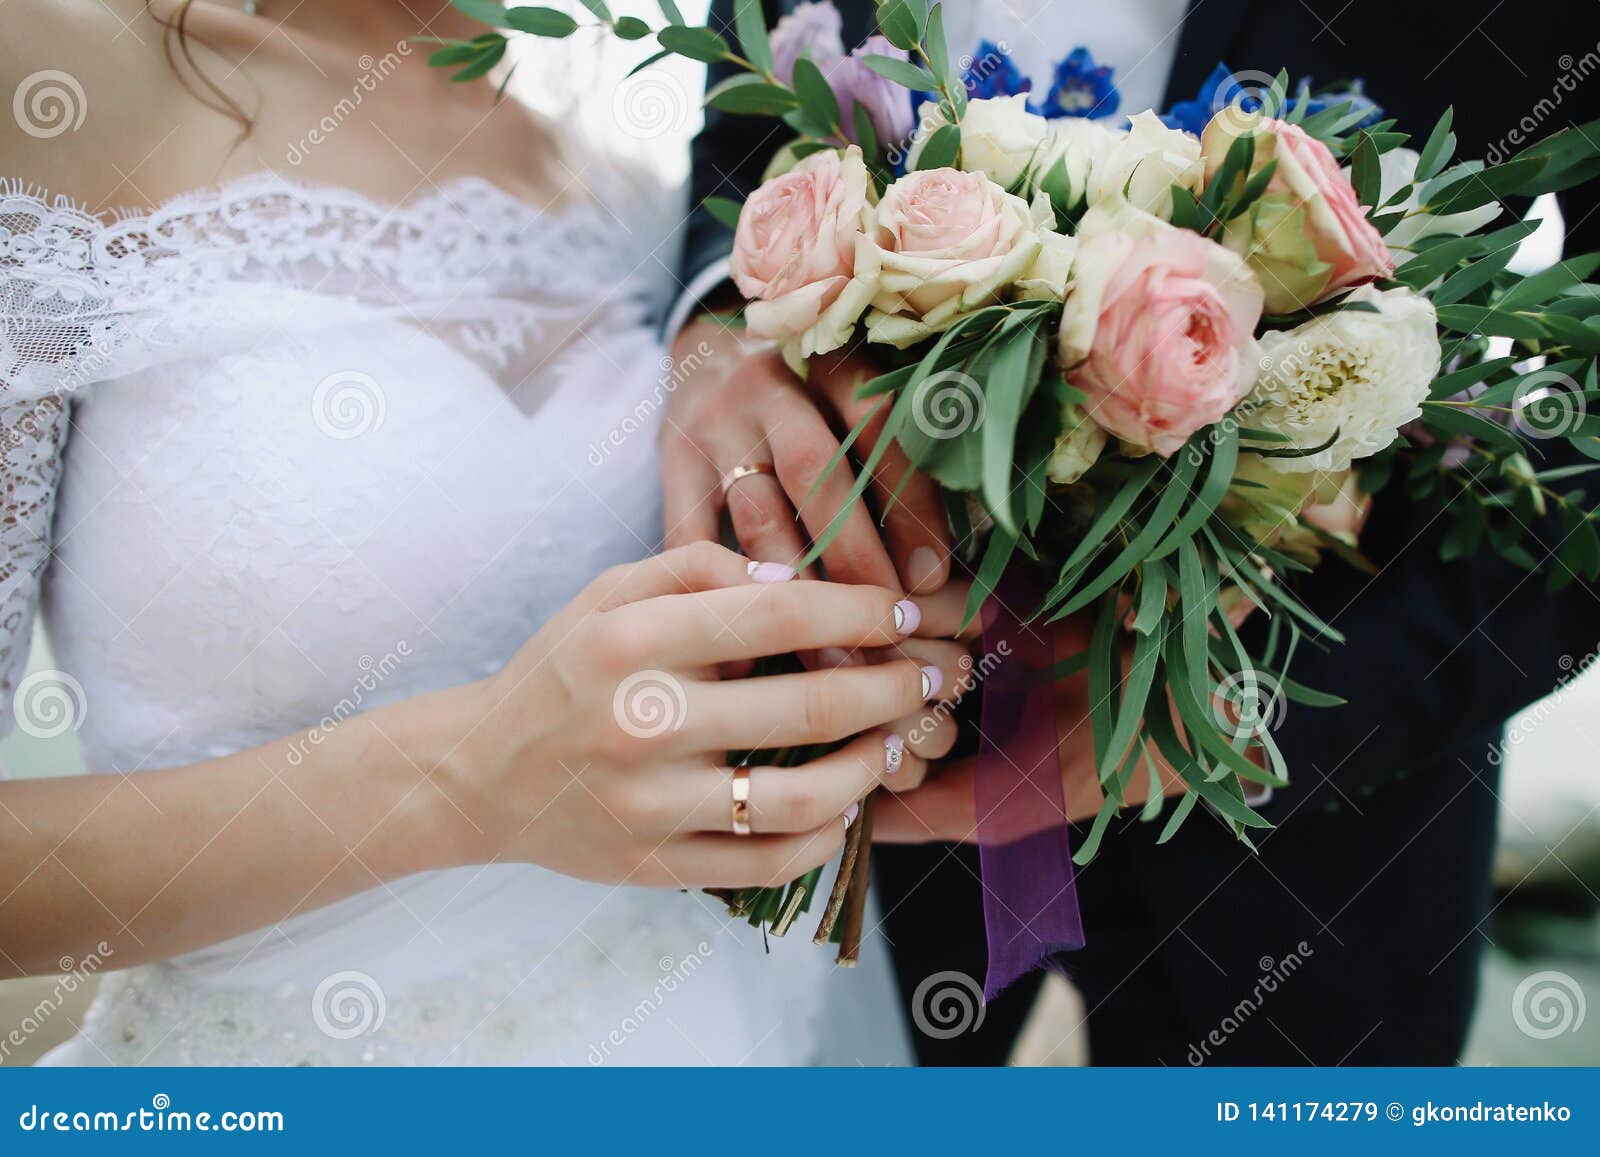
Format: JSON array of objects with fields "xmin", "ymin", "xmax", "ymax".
[
  {"xmin": 730, "ymin": 146, "xmax": 875, "ymax": 355},
  {"xmin": 1060, "ymin": 204, "xmax": 1264, "ymax": 456},
  {"xmin": 863, "ymin": 168, "xmax": 1043, "ymax": 347},
  {"xmin": 1203, "ymin": 114, "xmax": 1392, "ymax": 310}
]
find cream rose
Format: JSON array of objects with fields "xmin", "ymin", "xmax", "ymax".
[
  {"xmin": 906, "ymin": 95, "xmax": 1047, "ymax": 191},
  {"xmin": 1087, "ymin": 111, "xmax": 1204, "ymax": 219},
  {"xmin": 730, "ymin": 146, "xmax": 876, "ymax": 357},
  {"xmin": 1035, "ymin": 116, "xmax": 1121, "ymax": 208},
  {"xmin": 1247, "ymin": 285, "xmax": 1441, "ymax": 473},
  {"xmin": 862, "ymin": 167, "xmax": 1043, "ymax": 348},
  {"xmin": 1203, "ymin": 112, "xmax": 1393, "ymax": 312}
]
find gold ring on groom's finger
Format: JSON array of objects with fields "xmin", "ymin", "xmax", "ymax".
[
  {"xmin": 720, "ymin": 462, "xmax": 776, "ymax": 496},
  {"xmin": 730, "ymin": 766, "xmax": 753, "ymax": 836}
]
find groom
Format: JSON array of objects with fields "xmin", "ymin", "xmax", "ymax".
[{"xmin": 667, "ymin": 0, "xmax": 1600, "ymax": 1064}]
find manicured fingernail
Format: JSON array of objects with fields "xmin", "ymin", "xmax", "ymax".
[
  {"xmin": 747, "ymin": 560, "xmax": 796, "ymax": 583},
  {"xmin": 893, "ymin": 599, "xmax": 921, "ymax": 635},
  {"xmin": 906, "ymin": 547, "xmax": 943, "ymax": 591},
  {"xmin": 818, "ymin": 646, "xmax": 855, "ymax": 668},
  {"xmin": 920, "ymin": 665, "xmax": 943, "ymax": 698},
  {"xmin": 885, "ymin": 734, "xmax": 904, "ymax": 774},
  {"xmin": 844, "ymin": 802, "xmax": 860, "ymax": 829}
]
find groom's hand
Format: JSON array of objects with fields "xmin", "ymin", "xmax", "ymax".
[{"xmin": 662, "ymin": 313, "xmax": 951, "ymax": 594}]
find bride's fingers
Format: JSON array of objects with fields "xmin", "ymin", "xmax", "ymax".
[
  {"xmin": 896, "ymin": 581, "xmax": 984, "ymax": 641},
  {"xmin": 659, "ymin": 432, "xmax": 722, "ymax": 552},
  {"xmin": 872, "ymin": 758, "xmax": 979, "ymax": 844},
  {"xmin": 691, "ymin": 660, "xmax": 935, "ymax": 750},
  {"xmin": 615, "ymin": 581, "xmax": 939, "ymax": 668},
  {"xmin": 590, "ymin": 542, "xmax": 776, "ymax": 612},
  {"xmin": 647, "ymin": 820, "xmax": 850, "ymax": 889},
  {"xmin": 683, "ymin": 730, "xmax": 922, "ymax": 834}
]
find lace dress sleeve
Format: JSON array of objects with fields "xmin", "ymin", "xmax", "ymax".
[{"xmin": 0, "ymin": 184, "xmax": 114, "ymax": 742}]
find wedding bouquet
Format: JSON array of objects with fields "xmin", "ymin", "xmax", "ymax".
[{"xmin": 436, "ymin": 1, "xmax": 1600, "ymax": 979}]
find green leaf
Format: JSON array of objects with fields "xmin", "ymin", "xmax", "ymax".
[
  {"xmin": 1087, "ymin": 596, "xmax": 1123, "ymax": 777},
  {"xmin": 450, "ymin": 0, "xmax": 517, "ymax": 27},
  {"xmin": 1152, "ymin": 422, "xmax": 1238, "ymax": 560},
  {"xmin": 1498, "ymin": 253, "xmax": 1600, "ymax": 313},
  {"xmin": 657, "ymin": 0, "xmax": 685, "ymax": 23},
  {"xmin": 875, "ymin": 0, "xmax": 924, "ymax": 51},
  {"xmin": 1415, "ymin": 106, "xmax": 1456, "ymax": 183},
  {"xmin": 705, "ymin": 74, "xmax": 802, "ymax": 115},
  {"xmin": 613, "ymin": 15, "xmax": 651, "ymax": 39},
  {"xmin": 792, "ymin": 56, "xmax": 841, "ymax": 133},
  {"xmin": 505, "ymin": 6, "xmax": 579, "ymax": 36},
  {"xmin": 1351, "ymin": 131, "xmax": 1382, "ymax": 208},
  {"xmin": 1050, "ymin": 451, "xmax": 1201, "ymax": 620},
  {"xmin": 924, "ymin": 3, "xmax": 950, "ymax": 78},
  {"xmin": 627, "ymin": 47, "xmax": 673, "ymax": 75},
  {"xmin": 1099, "ymin": 622, "xmax": 1164, "ymax": 783},
  {"xmin": 450, "ymin": 37, "xmax": 507, "ymax": 80},
  {"xmin": 962, "ymin": 526, "xmax": 1018, "ymax": 632},
  {"xmin": 861, "ymin": 54, "xmax": 938, "ymax": 91},
  {"xmin": 1435, "ymin": 304, "xmax": 1549, "ymax": 342},
  {"xmin": 701, "ymin": 195, "xmax": 743, "ymax": 232},
  {"xmin": 980, "ymin": 322, "xmax": 1042, "ymax": 534},
  {"xmin": 1424, "ymin": 156, "xmax": 1549, "ymax": 215},
  {"xmin": 853, "ymin": 103, "xmax": 879, "ymax": 163},
  {"xmin": 1132, "ymin": 559, "xmax": 1169, "ymax": 636},
  {"xmin": 1156, "ymin": 788, "xmax": 1200, "ymax": 844},
  {"xmin": 657, "ymin": 23, "xmax": 730, "ymax": 63},
  {"xmin": 733, "ymin": 0, "xmax": 774, "ymax": 76},
  {"xmin": 576, "ymin": 0, "xmax": 611, "ymax": 18},
  {"xmin": 913, "ymin": 122, "xmax": 961, "ymax": 170}
]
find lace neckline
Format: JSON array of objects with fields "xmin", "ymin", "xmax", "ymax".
[{"xmin": 0, "ymin": 170, "xmax": 589, "ymax": 239}]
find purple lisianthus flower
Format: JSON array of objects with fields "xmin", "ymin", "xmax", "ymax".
[
  {"xmin": 770, "ymin": 0, "xmax": 845, "ymax": 84},
  {"xmin": 1035, "ymin": 46, "xmax": 1118, "ymax": 119},
  {"xmin": 836, "ymin": 35, "xmax": 916, "ymax": 147}
]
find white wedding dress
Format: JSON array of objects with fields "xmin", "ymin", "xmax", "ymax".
[{"xmin": 1, "ymin": 173, "xmax": 910, "ymax": 1066}]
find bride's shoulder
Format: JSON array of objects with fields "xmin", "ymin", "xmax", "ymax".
[{"xmin": 0, "ymin": 1, "xmax": 217, "ymax": 209}]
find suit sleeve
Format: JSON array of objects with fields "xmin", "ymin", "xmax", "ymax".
[{"xmin": 681, "ymin": 0, "xmax": 796, "ymax": 286}]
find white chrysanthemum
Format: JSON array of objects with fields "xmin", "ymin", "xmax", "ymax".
[{"xmin": 1248, "ymin": 286, "xmax": 1441, "ymax": 473}]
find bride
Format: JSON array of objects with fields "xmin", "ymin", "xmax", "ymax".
[{"xmin": 0, "ymin": 0, "xmax": 970, "ymax": 1065}]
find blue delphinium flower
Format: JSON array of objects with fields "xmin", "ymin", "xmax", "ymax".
[
  {"xmin": 964, "ymin": 39, "xmax": 1032, "ymax": 101},
  {"xmin": 1035, "ymin": 47, "xmax": 1119, "ymax": 119},
  {"xmin": 1162, "ymin": 62, "xmax": 1384, "ymax": 134}
]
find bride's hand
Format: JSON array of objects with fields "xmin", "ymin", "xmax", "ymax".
[
  {"xmin": 428, "ymin": 543, "xmax": 970, "ymax": 889},
  {"xmin": 661, "ymin": 315, "xmax": 951, "ymax": 593}
]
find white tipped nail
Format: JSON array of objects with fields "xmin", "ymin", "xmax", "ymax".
[{"xmin": 844, "ymin": 802, "xmax": 860, "ymax": 829}]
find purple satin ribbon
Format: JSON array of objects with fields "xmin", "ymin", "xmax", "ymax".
[{"xmin": 975, "ymin": 571, "xmax": 1085, "ymax": 1002}]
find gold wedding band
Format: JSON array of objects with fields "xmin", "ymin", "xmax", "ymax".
[
  {"xmin": 721, "ymin": 462, "xmax": 776, "ymax": 496},
  {"xmin": 730, "ymin": 766, "xmax": 753, "ymax": 837}
]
